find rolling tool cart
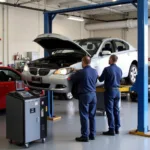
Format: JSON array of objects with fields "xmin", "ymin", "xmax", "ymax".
[
  {"xmin": 96, "ymin": 86, "xmax": 130, "ymax": 115},
  {"xmin": 6, "ymin": 90, "xmax": 47, "ymax": 148}
]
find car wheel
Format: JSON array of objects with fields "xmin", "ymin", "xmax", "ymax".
[
  {"xmin": 128, "ymin": 64, "xmax": 138, "ymax": 84},
  {"xmin": 130, "ymin": 92, "xmax": 137, "ymax": 102},
  {"xmin": 64, "ymin": 92, "xmax": 73, "ymax": 100}
]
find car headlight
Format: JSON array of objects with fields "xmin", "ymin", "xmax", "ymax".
[
  {"xmin": 24, "ymin": 65, "xmax": 29, "ymax": 71},
  {"xmin": 54, "ymin": 68, "xmax": 73, "ymax": 75}
]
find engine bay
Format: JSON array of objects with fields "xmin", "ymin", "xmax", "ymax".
[{"xmin": 28, "ymin": 53, "xmax": 83, "ymax": 69}]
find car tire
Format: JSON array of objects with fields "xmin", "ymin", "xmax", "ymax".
[
  {"xmin": 64, "ymin": 92, "xmax": 73, "ymax": 100},
  {"xmin": 130, "ymin": 92, "xmax": 137, "ymax": 102},
  {"xmin": 128, "ymin": 64, "xmax": 138, "ymax": 84}
]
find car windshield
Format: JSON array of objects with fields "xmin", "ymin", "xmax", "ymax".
[{"xmin": 75, "ymin": 39, "xmax": 102, "ymax": 56}]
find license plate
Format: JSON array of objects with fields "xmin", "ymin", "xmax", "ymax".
[{"xmin": 32, "ymin": 76, "xmax": 42, "ymax": 83}]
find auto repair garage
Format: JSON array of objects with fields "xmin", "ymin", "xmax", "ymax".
[{"xmin": 0, "ymin": 0, "xmax": 149, "ymax": 149}]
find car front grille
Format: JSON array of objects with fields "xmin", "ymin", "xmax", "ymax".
[
  {"xmin": 29, "ymin": 68, "xmax": 37, "ymax": 75},
  {"xmin": 39, "ymin": 68, "xmax": 50, "ymax": 76},
  {"xmin": 28, "ymin": 82, "xmax": 50, "ymax": 89}
]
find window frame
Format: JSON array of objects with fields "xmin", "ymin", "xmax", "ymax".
[
  {"xmin": 113, "ymin": 40, "xmax": 130, "ymax": 52},
  {"xmin": 100, "ymin": 40, "xmax": 116, "ymax": 55},
  {"xmin": 0, "ymin": 68, "xmax": 21, "ymax": 82}
]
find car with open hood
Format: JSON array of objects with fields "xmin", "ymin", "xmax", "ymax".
[{"xmin": 22, "ymin": 33, "xmax": 137, "ymax": 100}]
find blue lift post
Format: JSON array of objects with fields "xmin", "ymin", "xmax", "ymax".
[
  {"xmin": 44, "ymin": 13, "xmax": 61, "ymax": 121},
  {"xmin": 44, "ymin": 0, "xmax": 150, "ymax": 133},
  {"xmin": 130, "ymin": 0, "xmax": 149, "ymax": 136},
  {"xmin": 137, "ymin": 0, "xmax": 148, "ymax": 133}
]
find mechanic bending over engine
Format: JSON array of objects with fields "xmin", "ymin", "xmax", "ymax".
[
  {"xmin": 99, "ymin": 54, "xmax": 122, "ymax": 136},
  {"xmin": 71, "ymin": 56, "xmax": 98, "ymax": 142}
]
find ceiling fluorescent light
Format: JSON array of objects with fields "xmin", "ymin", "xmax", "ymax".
[
  {"xmin": 0, "ymin": 0, "xmax": 6, "ymax": 2},
  {"xmin": 68, "ymin": 16, "xmax": 84, "ymax": 22}
]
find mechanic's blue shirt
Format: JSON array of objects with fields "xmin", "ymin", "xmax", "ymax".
[
  {"xmin": 71, "ymin": 66, "xmax": 98, "ymax": 94},
  {"xmin": 99, "ymin": 64, "xmax": 122, "ymax": 89}
]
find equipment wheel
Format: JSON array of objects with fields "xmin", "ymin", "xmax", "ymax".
[
  {"xmin": 102, "ymin": 111, "xmax": 106, "ymax": 116},
  {"xmin": 42, "ymin": 138, "xmax": 46, "ymax": 143},
  {"xmin": 130, "ymin": 92, "xmax": 137, "ymax": 102},
  {"xmin": 9, "ymin": 140, "xmax": 12, "ymax": 144},
  {"xmin": 25, "ymin": 143, "xmax": 29, "ymax": 148}
]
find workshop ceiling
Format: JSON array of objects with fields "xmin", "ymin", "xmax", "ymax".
[
  {"xmin": 13, "ymin": 0, "xmax": 150, "ymax": 15},
  {"xmin": 8, "ymin": 0, "xmax": 150, "ymax": 20}
]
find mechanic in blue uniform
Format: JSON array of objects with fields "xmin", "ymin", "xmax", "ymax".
[
  {"xmin": 99, "ymin": 55, "xmax": 122, "ymax": 136},
  {"xmin": 71, "ymin": 56, "xmax": 98, "ymax": 142}
]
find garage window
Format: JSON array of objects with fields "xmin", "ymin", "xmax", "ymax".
[{"xmin": 114, "ymin": 40, "xmax": 129, "ymax": 52}]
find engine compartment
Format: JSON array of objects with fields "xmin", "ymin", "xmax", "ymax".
[{"xmin": 28, "ymin": 53, "xmax": 83, "ymax": 69}]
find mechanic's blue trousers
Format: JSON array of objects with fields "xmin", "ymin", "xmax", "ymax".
[
  {"xmin": 104, "ymin": 89, "xmax": 121, "ymax": 131},
  {"xmin": 78, "ymin": 92, "xmax": 97, "ymax": 138}
]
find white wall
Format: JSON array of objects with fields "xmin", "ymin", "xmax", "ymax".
[
  {"xmin": 94, "ymin": 29, "xmax": 123, "ymax": 39},
  {"xmin": 0, "ymin": 5, "xmax": 90, "ymax": 65},
  {"xmin": 53, "ymin": 15, "xmax": 90, "ymax": 40}
]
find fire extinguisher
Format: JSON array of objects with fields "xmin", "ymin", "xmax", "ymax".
[{"xmin": 14, "ymin": 52, "xmax": 19, "ymax": 60}]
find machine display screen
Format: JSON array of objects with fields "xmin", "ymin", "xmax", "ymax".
[
  {"xmin": 17, "ymin": 91, "xmax": 33, "ymax": 98},
  {"xmin": 30, "ymin": 108, "xmax": 36, "ymax": 113}
]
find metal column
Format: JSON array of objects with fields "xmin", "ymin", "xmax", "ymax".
[
  {"xmin": 44, "ymin": 13, "xmax": 56, "ymax": 118},
  {"xmin": 130, "ymin": 0, "xmax": 149, "ymax": 135},
  {"xmin": 137, "ymin": 0, "xmax": 149, "ymax": 133}
]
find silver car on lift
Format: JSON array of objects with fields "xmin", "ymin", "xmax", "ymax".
[{"xmin": 22, "ymin": 33, "xmax": 137, "ymax": 100}]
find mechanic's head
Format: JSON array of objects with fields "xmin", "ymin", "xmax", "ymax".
[
  {"xmin": 82, "ymin": 56, "xmax": 91, "ymax": 68},
  {"xmin": 109, "ymin": 55, "xmax": 118, "ymax": 65}
]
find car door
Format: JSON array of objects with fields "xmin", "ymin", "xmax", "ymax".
[
  {"xmin": 0, "ymin": 81, "xmax": 16, "ymax": 109},
  {"xmin": 0, "ymin": 82, "xmax": 8, "ymax": 109},
  {"xmin": 113, "ymin": 40, "xmax": 131, "ymax": 77},
  {"xmin": 0, "ymin": 69, "xmax": 21, "ymax": 109}
]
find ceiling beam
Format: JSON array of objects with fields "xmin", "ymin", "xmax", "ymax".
[
  {"xmin": 0, "ymin": 1, "xmax": 107, "ymax": 22},
  {"xmin": 78, "ymin": 0, "xmax": 96, "ymax": 4},
  {"xmin": 15, "ymin": 0, "xmax": 20, "ymax": 5},
  {"xmin": 60, "ymin": 0, "xmax": 124, "ymax": 14},
  {"xmin": 18, "ymin": 0, "xmax": 41, "ymax": 5},
  {"xmin": 47, "ymin": 0, "xmax": 73, "ymax": 5},
  {"xmin": 77, "ymin": 0, "xmax": 124, "ymax": 14}
]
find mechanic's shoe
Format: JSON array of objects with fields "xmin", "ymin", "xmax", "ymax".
[
  {"xmin": 75, "ymin": 136, "xmax": 89, "ymax": 142},
  {"xmin": 89, "ymin": 136, "xmax": 95, "ymax": 140},
  {"xmin": 103, "ymin": 131, "xmax": 115, "ymax": 136},
  {"xmin": 115, "ymin": 130, "xmax": 119, "ymax": 134},
  {"xmin": 89, "ymin": 135, "xmax": 95, "ymax": 140}
]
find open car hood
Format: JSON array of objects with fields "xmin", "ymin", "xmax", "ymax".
[{"xmin": 34, "ymin": 33, "xmax": 90, "ymax": 56}]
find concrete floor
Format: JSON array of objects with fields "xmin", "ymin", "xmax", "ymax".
[{"xmin": 0, "ymin": 99, "xmax": 150, "ymax": 150}]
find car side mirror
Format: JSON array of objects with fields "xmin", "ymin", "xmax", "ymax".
[{"xmin": 101, "ymin": 51, "xmax": 111, "ymax": 56}]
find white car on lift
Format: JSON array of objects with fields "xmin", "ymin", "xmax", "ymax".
[{"xmin": 22, "ymin": 33, "xmax": 137, "ymax": 100}]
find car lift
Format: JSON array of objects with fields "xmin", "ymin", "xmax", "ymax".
[
  {"xmin": 96, "ymin": 85, "xmax": 131, "ymax": 93},
  {"xmin": 44, "ymin": 0, "xmax": 150, "ymax": 136}
]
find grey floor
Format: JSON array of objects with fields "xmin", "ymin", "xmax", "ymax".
[{"xmin": 1, "ymin": 99, "xmax": 150, "ymax": 150}]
